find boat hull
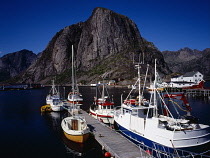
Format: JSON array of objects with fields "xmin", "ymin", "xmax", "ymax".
[
  {"xmin": 61, "ymin": 116, "xmax": 90, "ymax": 143},
  {"xmin": 51, "ymin": 105, "xmax": 64, "ymax": 112},
  {"xmin": 115, "ymin": 121, "xmax": 210, "ymax": 155},
  {"xmin": 68, "ymin": 101, "xmax": 83, "ymax": 105},
  {"xmin": 89, "ymin": 108, "xmax": 114, "ymax": 124},
  {"xmin": 68, "ymin": 94, "xmax": 83, "ymax": 105},
  {"xmin": 63, "ymin": 131, "xmax": 89, "ymax": 143}
]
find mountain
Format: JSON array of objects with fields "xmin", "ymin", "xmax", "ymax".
[
  {"xmin": 162, "ymin": 47, "xmax": 210, "ymax": 79},
  {"xmin": 17, "ymin": 7, "xmax": 171, "ymax": 84},
  {"xmin": 0, "ymin": 49, "xmax": 37, "ymax": 82}
]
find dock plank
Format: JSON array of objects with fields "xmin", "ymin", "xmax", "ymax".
[{"xmin": 79, "ymin": 110, "xmax": 149, "ymax": 158}]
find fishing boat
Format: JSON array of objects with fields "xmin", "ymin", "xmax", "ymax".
[
  {"xmin": 46, "ymin": 80, "xmax": 60, "ymax": 105},
  {"xmin": 89, "ymin": 84, "xmax": 115, "ymax": 124},
  {"xmin": 114, "ymin": 59, "xmax": 210, "ymax": 157},
  {"xmin": 61, "ymin": 45, "xmax": 89, "ymax": 143},
  {"xmin": 61, "ymin": 107, "xmax": 90, "ymax": 143},
  {"xmin": 68, "ymin": 45, "xmax": 83, "ymax": 105}
]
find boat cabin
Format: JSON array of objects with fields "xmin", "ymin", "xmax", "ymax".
[{"xmin": 97, "ymin": 97, "xmax": 114, "ymax": 109}]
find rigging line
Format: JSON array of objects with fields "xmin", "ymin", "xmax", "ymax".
[
  {"xmin": 163, "ymin": 89, "xmax": 181, "ymax": 118},
  {"xmin": 170, "ymin": 140, "xmax": 180, "ymax": 158},
  {"xmin": 169, "ymin": 100, "xmax": 189, "ymax": 112},
  {"xmin": 105, "ymin": 85, "xmax": 111, "ymax": 100},
  {"xmin": 125, "ymin": 78, "xmax": 140, "ymax": 100},
  {"xmin": 97, "ymin": 85, "xmax": 102, "ymax": 97},
  {"xmin": 156, "ymin": 90, "xmax": 174, "ymax": 119},
  {"xmin": 141, "ymin": 64, "xmax": 149, "ymax": 97}
]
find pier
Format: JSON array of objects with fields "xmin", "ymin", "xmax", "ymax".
[
  {"xmin": 79, "ymin": 110, "xmax": 149, "ymax": 158},
  {"xmin": 184, "ymin": 89, "xmax": 210, "ymax": 98}
]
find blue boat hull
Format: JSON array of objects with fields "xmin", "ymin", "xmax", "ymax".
[{"xmin": 115, "ymin": 121, "xmax": 210, "ymax": 157}]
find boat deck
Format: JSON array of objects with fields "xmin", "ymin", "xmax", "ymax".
[{"xmin": 79, "ymin": 110, "xmax": 149, "ymax": 158}]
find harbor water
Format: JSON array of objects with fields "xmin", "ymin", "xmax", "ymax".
[{"xmin": 0, "ymin": 86, "xmax": 210, "ymax": 158}]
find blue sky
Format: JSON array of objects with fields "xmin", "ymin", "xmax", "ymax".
[{"xmin": 0, "ymin": 0, "xmax": 210, "ymax": 57}]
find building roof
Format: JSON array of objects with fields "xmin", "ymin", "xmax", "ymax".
[
  {"xmin": 183, "ymin": 71, "xmax": 200, "ymax": 77},
  {"xmin": 171, "ymin": 81, "xmax": 195, "ymax": 84}
]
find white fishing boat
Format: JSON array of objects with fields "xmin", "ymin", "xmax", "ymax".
[
  {"xmin": 68, "ymin": 45, "xmax": 83, "ymax": 105},
  {"xmin": 89, "ymin": 84, "xmax": 115, "ymax": 124},
  {"xmin": 50, "ymin": 98, "xmax": 64, "ymax": 112},
  {"xmin": 114, "ymin": 59, "xmax": 210, "ymax": 157},
  {"xmin": 46, "ymin": 80, "xmax": 60, "ymax": 105}
]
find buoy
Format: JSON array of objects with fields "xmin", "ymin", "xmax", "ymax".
[
  {"xmin": 104, "ymin": 152, "xmax": 111, "ymax": 157},
  {"xmin": 146, "ymin": 149, "xmax": 152, "ymax": 155}
]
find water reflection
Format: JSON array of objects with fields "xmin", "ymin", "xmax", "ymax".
[{"xmin": 42, "ymin": 111, "xmax": 105, "ymax": 158}]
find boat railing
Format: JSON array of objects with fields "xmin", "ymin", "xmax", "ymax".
[
  {"xmin": 138, "ymin": 142, "xmax": 210, "ymax": 158},
  {"xmin": 114, "ymin": 106, "xmax": 122, "ymax": 117}
]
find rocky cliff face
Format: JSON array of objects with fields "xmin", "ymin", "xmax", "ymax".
[
  {"xmin": 19, "ymin": 7, "xmax": 171, "ymax": 84},
  {"xmin": 0, "ymin": 49, "xmax": 37, "ymax": 82},
  {"xmin": 162, "ymin": 48, "xmax": 210, "ymax": 79}
]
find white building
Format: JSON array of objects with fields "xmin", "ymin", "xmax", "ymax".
[
  {"xmin": 171, "ymin": 71, "xmax": 203, "ymax": 83},
  {"xmin": 167, "ymin": 71, "xmax": 204, "ymax": 88}
]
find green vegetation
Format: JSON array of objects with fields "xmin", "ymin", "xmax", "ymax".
[{"xmin": 54, "ymin": 69, "xmax": 71, "ymax": 84}]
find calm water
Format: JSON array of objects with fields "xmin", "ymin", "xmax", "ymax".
[{"xmin": 0, "ymin": 86, "xmax": 210, "ymax": 158}]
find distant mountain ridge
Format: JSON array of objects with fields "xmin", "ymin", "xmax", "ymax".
[
  {"xmin": 1, "ymin": 8, "xmax": 209, "ymax": 84},
  {"xmin": 162, "ymin": 47, "xmax": 210, "ymax": 79},
  {"xmin": 0, "ymin": 49, "xmax": 37, "ymax": 82},
  {"xmin": 15, "ymin": 7, "xmax": 171, "ymax": 84}
]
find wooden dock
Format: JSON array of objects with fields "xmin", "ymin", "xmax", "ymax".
[
  {"xmin": 79, "ymin": 110, "xmax": 149, "ymax": 158},
  {"xmin": 184, "ymin": 89, "xmax": 210, "ymax": 98}
]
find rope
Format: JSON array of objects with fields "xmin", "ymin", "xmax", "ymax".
[{"xmin": 169, "ymin": 100, "xmax": 189, "ymax": 112}]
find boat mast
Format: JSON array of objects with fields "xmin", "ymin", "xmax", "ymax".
[
  {"xmin": 135, "ymin": 63, "xmax": 141, "ymax": 103},
  {"xmin": 72, "ymin": 45, "xmax": 75, "ymax": 94},
  {"xmin": 71, "ymin": 45, "xmax": 75, "ymax": 114},
  {"xmin": 52, "ymin": 80, "xmax": 55, "ymax": 94},
  {"xmin": 102, "ymin": 83, "xmax": 105, "ymax": 100},
  {"xmin": 154, "ymin": 59, "xmax": 157, "ymax": 117}
]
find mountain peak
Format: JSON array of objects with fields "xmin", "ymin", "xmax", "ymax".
[
  {"xmin": 17, "ymin": 8, "xmax": 170, "ymax": 84},
  {"xmin": 0, "ymin": 50, "xmax": 37, "ymax": 82}
]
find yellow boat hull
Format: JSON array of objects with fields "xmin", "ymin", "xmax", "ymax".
[
  {"xmin": 148, "ymin": 87, "xmax": 164, "ymax": 91},
  {"xmin": 40, "ymin": 104, "xmax": 52, "ymax": 112},
  {"xmin": 63, "ymin": 131, "xmax": 89, "ymax": 143}
]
